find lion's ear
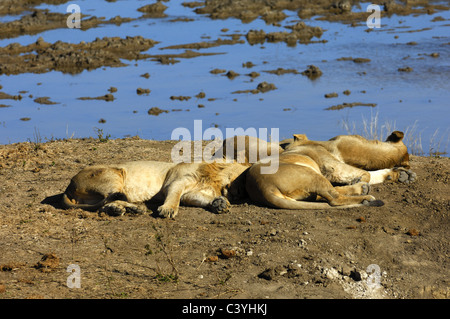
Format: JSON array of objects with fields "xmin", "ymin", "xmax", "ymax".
[
  {"xmin": 113, "ymin": 168, "xmax": 126, "ymax": 181},
  {"xmin": 293, "ymin": 134, "xmax": 308, "ymax": 141},
  {"xmin": 386, "ymin": 131, "xmax": 404, "ymax": 142}
]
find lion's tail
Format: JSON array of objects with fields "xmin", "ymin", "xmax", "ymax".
[
  {"xmin": 62, "ymin": 192, "xmax": 129, "ymax": 211},
  {"xmin": 61, "ymin": 193, "xmax": 107, "ymax": 211},
  {"xmin": 257, "ymin": 188, "xmax": 383, "ymax": 210}
]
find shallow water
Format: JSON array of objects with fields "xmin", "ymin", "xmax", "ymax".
[{"xmin": 0, "ymin": 0, "xmax": 449, "ymax": 155}]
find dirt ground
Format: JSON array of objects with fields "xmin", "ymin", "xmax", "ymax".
[{"xmin": 0, "ymin": 137, "xmax": 448, "ymax": 299}]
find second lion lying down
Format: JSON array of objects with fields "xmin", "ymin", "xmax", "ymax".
[{"xmin": 246, "ymin": 131, "xmax": 416, "ymax": 209}]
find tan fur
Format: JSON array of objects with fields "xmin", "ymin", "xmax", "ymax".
[
  {"xmin": 62, "ymin": 160, "xmax": 249, "ymax": 218},
  {"xmin": 285, "ymin": 131, "xmax": 410, "ymax": 170},
  {"xmin": 246, "ymin": 131, "xmax": 415, "ymax": 210},
  {"xmin": 246, "ymin": 152, "xmax": 381, "ymax": 210},
  {"xmin": 216, "ymin": 135, "xmax": 283, "ymax": 164},
  {"xmin": 62, "ymin": 161, "xmax": 176, "ymax": 212},
  {"xmin": 157, "ymin": 162, "xmax": 249, "ymax": 218}
]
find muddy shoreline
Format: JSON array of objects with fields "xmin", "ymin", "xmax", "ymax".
[{"xmin": 1, "ymin": 0, "xmax": 448, "ymax": 75}]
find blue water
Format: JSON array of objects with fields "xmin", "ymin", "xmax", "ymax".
[{"xmin": 0, "ymin": 0, "xmax": 449, "ymax": 155}]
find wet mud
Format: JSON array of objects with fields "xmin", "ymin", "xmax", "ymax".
[
  {"xmin": 0, "ymin": 36, "xmax": 157, "ymax": 75},
  {"xmin": 192, "ymin": 0, "xmax": 447, "ymax": 23}
]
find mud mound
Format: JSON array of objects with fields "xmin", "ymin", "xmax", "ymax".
[{"xmin": 0, "ymin": 36, "xmax": 157, "ymax": 75}]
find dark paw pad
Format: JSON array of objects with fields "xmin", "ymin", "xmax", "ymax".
[
  {"xmin": 100, "ymin": 203, "xmax": 126, "ymax": 216},
  {"xmin": 398, "ymin": 169, "xmax": 417, "ymax": 184},
  {"xmin": 361, "ymin": 183, "xmax": 370, "ymax": 195},
  {"xmin": 362, "ymin": 199, "xmax": 384, "ymax": 207},
  {"xmin": 210, "ymin": 196, "xmax": 230, "ymax": 214}
]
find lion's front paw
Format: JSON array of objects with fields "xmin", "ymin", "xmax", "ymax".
[
  {"xmin": 210, "ymin": 196, "xmax": 230, "ymax": 214},
  {"xmin": 99, "ymin": 201, "xmax": 146, "ymax": 216},
  {"xmin": 397, "ymin": 169, "xmax": 417, "ymax": 184},
  {"xmin": 157, "ymin": 205, "xmax": 178, "ymax": 218},
  {"xmin": 361, "ymin": 183, "xmax": 370, "ymax": 195},
  {"xmin": 100, "ymin": 203, "xmax": 126, "ymax": 216}
]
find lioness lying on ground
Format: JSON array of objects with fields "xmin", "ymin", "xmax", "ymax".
[
  {"xmin": 62, "ymin": 160, "xmax": 249, "ymax": 218},
  {"xmin": 246, "ymin": 131, "xmax": 416, "ymax": 210},
  {"xmin": 215, "ymin": 135, "xmax": 283, "ymax": 164},
  {"xmin": 283, "ymin": 131, "xmax": 416, "ymax": 185}
]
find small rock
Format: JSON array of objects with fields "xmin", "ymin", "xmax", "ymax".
[
  {"xmin": 242, "ymin": 61, "xmax": 255, "ymax": 68},
  {"xmin": 247, "ymin": 71, "xmax": 260, "ymax": 78},
  {"xmin": 103, "ymin": 94, "xmax": 115, "ymax": 101},
  {"xmin": 398, "ymin": 66, "xmax": 413, "ymax": 72},
  {"xmin": 147, "ymin": 107, "xmax": 168, "ymax": 116},
  {"xmin": 406, "ymin": 228, "xmax": 420, "ymax": 236},
  {"xmin": 353, "ymin": 57, "xmax": 371, "ymax": 63},
  {"xmin": 356, "ymin": 216, "xmax": 366, "ymax": 223},
  {"xmin": 34, "ymin": 253, "xmax": 60, "ymax": 272},
  {"xmin": 137, "ymin": 88, "xmax": 151, "ymax": 95},
  {"xmin": 225, "ymin": 70, "xmax": 239, "ymax": 79},
  {"xmin": 210, "ymin": 68, "xmax": 226, "ymax": 74},
  {"xmin": 350, "ymin": 269, "xmax": 362, "ymax": 281},
  {"xmin": 301, "ymin": 65, "xmax": 322, "ymax": 79},
  {"xmin": 257, "ymin": 81, "xmax": 277, "ymax": 93},
  {"xmin": 258, "ymin": 266, "xmax": 286, "ymax": 280},
  {"xmin": 298, "ymin": 239, "xmax": 307, "ymax": 247},
  {"xmin": 33, "ymin": 97, "xmax": 58, "ymax": 105},
  {"xmin": 323, "ymin": 267, "xmax": 340, "ymax": 280},
  {"xmin": 340, "ymin": 265, "xmax": 353, "ymax": 277},
  {"xmin": 220, "ymin": 248, "xmax": 236, "ymax": 259},
  {"xmin": 205, "ymin": 255, "xmax": 219, "ymax": 262},
  {"xmin": 325, "ymin": 92, "xmax": 338, "ymax": 98}
]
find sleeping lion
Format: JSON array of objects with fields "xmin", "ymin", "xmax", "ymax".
[
  {"xmin": 61, "ymin": 160, "xmax": 249, "ymax": 218},
  {"xmin": 246, "ymin": 131, "xmax": 416, "ymax": 210}
]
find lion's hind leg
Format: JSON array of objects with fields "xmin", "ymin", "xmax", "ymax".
[
  {"xmin": 322, "ymin": 161, "xmax": 371, "ymax": 185},
  {"xmin": 278, "ymin": 165, "xmax": 380, "ymax": 208},
  {"xmin": 368, "ymin": 168, "xmax": 417, "ymax": 185},
  {"xmin": 315, "ymin": 181, "xmax": 381, "ymax": 207},
  {"xmin": 334, "ymin": 182, "xmax": 370, "ymax": 196}
]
